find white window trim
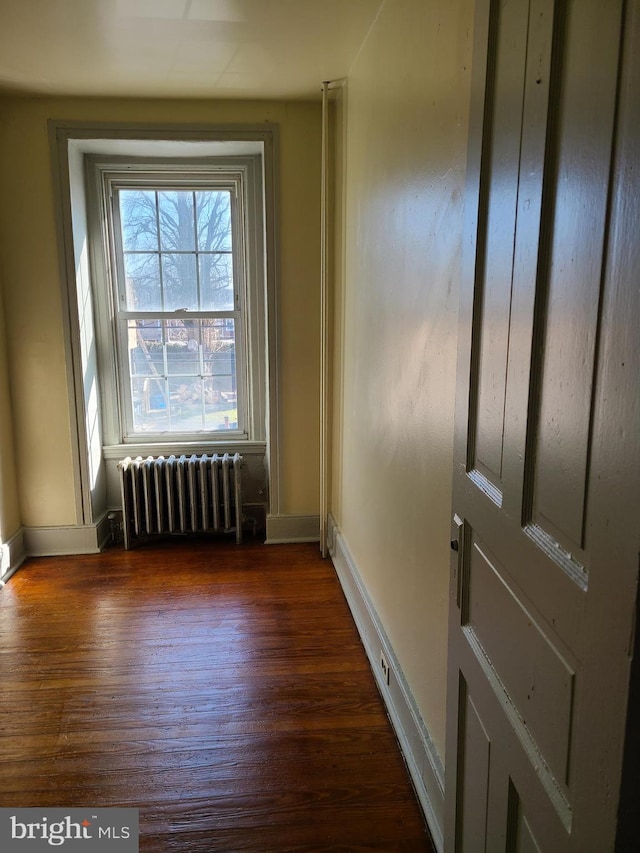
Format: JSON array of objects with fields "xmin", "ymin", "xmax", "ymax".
[
  {"xmin": 49, "ymin": 124, "xmax": 280, "ymax": 524},
  {"xmin": 87, "ymin": 157, "xmax": 265, "ymax": 446}
]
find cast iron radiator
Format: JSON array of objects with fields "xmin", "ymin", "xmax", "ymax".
[{"xmin": 117, "ymin": 453, "xmax": 243, "ymax": 549}]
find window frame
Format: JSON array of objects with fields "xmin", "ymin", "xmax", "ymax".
[
  {"xmin": 86, "ymin": 155, "xmax": 266, "ymax": 448},
  {"xmin": 109, "ymin": 170, "xmax": 247, "ymax": 441}
]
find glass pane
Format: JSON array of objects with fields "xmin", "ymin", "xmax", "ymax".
[
  {"xmin": 127, "ymin": 321, "xmax": 169, "ymax": 432},
  {"xmin": 162, "ymin": 253, "xmax": 198, "ymax": 311},
  {"xmin": 126, "ymin": 318, "xmax": 239, "ymax": 435},
  {"xmin": 168, "ymin": 377, "xmax": 205, "ymax": 431},
  {"xmin": 165, "ymin": 320, "xmax": 200, "ymax": 376},
  {"xmin": 129, "ymin": 320, "xmax": 164, "ymax": 376},
  {"xmin": 158, "ymin": 191, "xmax": 195, "ymax": 252},
  {"xmin": 202, "ymin": 319, "xmax": 237, "ymax": 429},
  {"xmin": 206, "ymin": 374, "xmax": 238, "ymax": 430},
  {"xmin": 196, "ymin": 190, "xmax": 232, "ymax": 252},
  {"xmin": 199, "ymin": 253, "xmax": 234, "ymax": 310},
  {"xmin": 124, "ymin": 253, "xmax": 161, "ymax": 310},
  {"xmin": 119, "ymin": 190, "xmax": 158, "ymax": 252}
]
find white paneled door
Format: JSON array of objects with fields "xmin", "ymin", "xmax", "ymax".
[{"xmin": 445, "ymin": 0, "xmax": 640, "ymax": 850}]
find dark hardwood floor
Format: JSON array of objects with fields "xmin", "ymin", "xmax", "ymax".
[{"xmin": 0, "ymin": 539, "xmax": 434, "ymax": 852}]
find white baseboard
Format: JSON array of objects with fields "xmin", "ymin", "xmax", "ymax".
[
  {"xmin": 265, "ymin": 513, "xmax": 320, "ymax": 543},
  {"xmin": 0, "ymin": 526, "xmax": 27, "ymax": 584},
  {"xmin": 24, "ymin": 511, "xmax": 112, "ymax": 556},
  {"xmin": 328, "ymin": 515, "xmax": 445, "ymax": 853}
]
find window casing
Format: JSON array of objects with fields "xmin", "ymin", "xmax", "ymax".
[{"xmin": 88, "ymin": 157, "xmax": 266, "ymax": 448}]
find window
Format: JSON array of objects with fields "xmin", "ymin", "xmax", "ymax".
[
  {"xmin": 110, "ymin": 174, "xmax": 244, "ymax": 438},
  {"xmin": 87, "ymin": 156, "xmax": 266, "ymax": 447},
  {"xmin": 52, "ymin": 127, "xmax": 277, "ymax": 526}
]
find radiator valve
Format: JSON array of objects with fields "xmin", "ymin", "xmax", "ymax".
[{"xmin": 107, "ymin": 511, "xmax": 124, "ymax": 545}]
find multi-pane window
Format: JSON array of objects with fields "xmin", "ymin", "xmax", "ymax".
[{"xmin": 108, "ymin": 177, "xmax": 247, "ymax": 439}]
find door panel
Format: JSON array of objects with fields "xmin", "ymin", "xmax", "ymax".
[
  {"xmin": 465, "ymin": 533, "xmax": 575, "ymax": 786},
  {"xmin": 457, "ymin": 678, "xmax": 491, "ymax": 853},
  {"xmin": 445, "ymin": 0, "xmax": 638, "ymax": 850},
  {"xmin": 451, "ymin": 630, "xmax": 572, "ymax": 849},
  {"xmin": 506, "ymin": 783, "xmax": 542, "ymax": 853},
  {"xmin": 528, "ymin": 0, "xmax": 622, "ymax": 555},
  {"xmin": 471, "ymin": 0, "xmax": 529, "ymax": 493}
]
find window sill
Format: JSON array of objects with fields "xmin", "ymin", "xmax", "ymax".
[{"xmin": 103, "ymin": 440, "xmax": 267, "ymax": 461}]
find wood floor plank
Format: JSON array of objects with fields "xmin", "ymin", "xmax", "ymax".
[{"xmin": 0, "ymin": 540, "xmax": 434, "ymax": 851}]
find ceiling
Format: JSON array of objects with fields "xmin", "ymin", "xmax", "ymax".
[{"xmin": 0, "ymin": 0, "xmax": 383, "ymax": 100}]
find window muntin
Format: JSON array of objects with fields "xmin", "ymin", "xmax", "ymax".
[
  {"xmin": 107, "ymin": 173, "xmax": 247, "ymax": 441},
  {"xmin": 126, "ymin": 318, "xmax": 238, "ymax": 433},
  {"xmin": 117, "ymin": 188, "xmax": 235, "ymax": 312}
]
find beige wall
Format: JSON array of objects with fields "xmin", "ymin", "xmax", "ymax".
[
  {"xmin": 332, "ymin": 0, "xmax": 473, "ymax": 758},
  {"xmin": 0, "ymin": 0, "xmax": 474, "ymax": 767},
  {"xmin": 0, "ymin": 266, "xmax": 20, "ymax": 541},
  {"xmin": 0, "ymin": 97, "xmax": 320, "ymax": 528}
]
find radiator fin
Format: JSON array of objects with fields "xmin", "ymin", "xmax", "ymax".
[{"xmin": 118, "ymin": 453, "xmax": 243, "ymax": 549}]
